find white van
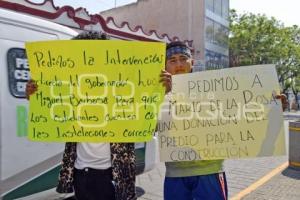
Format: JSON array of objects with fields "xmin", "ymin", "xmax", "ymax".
[{"xmin": 0, "ymin": 8, "xmax": 158, "ymax": 200}]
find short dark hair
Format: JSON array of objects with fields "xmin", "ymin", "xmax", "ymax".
[{"xmin": 72, "ymin": 31, "xmax": 109, "ymax": 40}]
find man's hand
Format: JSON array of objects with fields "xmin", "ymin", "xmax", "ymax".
[
  {"xmin": 25, "ymin": 80, "xmax": 38, "ymax": 100},
  {"xmin": 159, "ymin": 70, "xmax": 172, "ymax": 94},
  {"xmin": 275, "ymin": 94, "xmax": 288, "ymax": 111}
]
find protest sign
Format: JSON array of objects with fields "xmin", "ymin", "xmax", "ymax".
[
  {"xmin": 26, "ymin": 40, "xmax": 165, "ymax": 142},
  {"xmin": 158, "ymin": 65, "xmax": 286, "ymax": 161}
]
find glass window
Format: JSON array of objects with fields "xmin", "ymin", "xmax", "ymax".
[
  {"xmin": 222, "ymin": 26, "xmax": 229, "ymax": 48},
  {"xmin": 216, "ymin": 25, "xmax": 229, "ymax": 48},
  {"xmin": 213, "ymin": 22, "xmax": 221, "ymax": 45},
  {"xmin": 205, "ymin": 50, "xmax": 229, "ymax": 69},
  {"xmin": 206, "ymin": 19, "xmax": 229, "ymax": 48},
  {"xmin": 222, "ymin": 0, "xmax": 229, "ymax": 19},
  {"xmin": 214, "ymin": 0, "xmax": 222, "ymax": 16},
  {"xmin": 205, "ymin": 0, "xmax": 214, "ymax": 12},
  {"xmin": 222, "ymin": 55, "xmax": 229, "ymax": 68},
  {"xmin": 205, "ymin": 18, "xmax": 214, "ymax": 43}
]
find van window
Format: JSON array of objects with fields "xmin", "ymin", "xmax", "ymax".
[{"xmin": 7, "ymin": 48, "xmax": 29, "ymax": 98}]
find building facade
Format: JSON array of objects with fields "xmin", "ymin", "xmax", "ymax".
[
  {"xmin": 204, "ymin": 0, "xmax": 229, "ymax": 70},
  {"xmin": 0, "ymin": 0, "xmax": 192, "ymax": 45},
  {"xmin": 101, "ymin": 0, "xmax": 229, "ymax": 70}
]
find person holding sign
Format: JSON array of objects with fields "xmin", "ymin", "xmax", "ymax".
[
  {"xmin": 160, "ymin": 41, "xmax": 288, "ymax": 200},
  {"xmin": 26, "ymin": 31, "xmax": 135, "ymax": 200},
  {"xmin": 161, "ymin": 41, "xmax": 228, "ymax": 200},
  {"xmin": 276, "ymin": 93, "xmax": 288, "ymax": 111}
]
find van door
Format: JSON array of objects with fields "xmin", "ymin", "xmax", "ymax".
[{"xmin": 0, "ymin": 22, "xmax": 70, "ymax": 199}]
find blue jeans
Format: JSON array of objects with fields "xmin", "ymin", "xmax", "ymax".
[{"xmin": 164, "ymin": 172, "xmax": 227, "ymax": 200}]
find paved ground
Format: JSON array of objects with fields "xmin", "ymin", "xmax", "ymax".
[
  {"xmin": 136, "ymin": 156, "xmax": 293, "ymax": 200},
  {"xmin": 225, "ymin": 156, "xmax": 288, "ymax": 198},
  {"xmin": 136, "ymin": 112, "xmax": 300, "ymax": 200},
  {"xmin": 242, "ymin": 166, "xmax": 300, "ymax": 200}
]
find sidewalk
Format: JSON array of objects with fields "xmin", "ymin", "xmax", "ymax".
[
  {"xmin": 136, "ymin": 115, "xmax": 300, "ymax": 200},
  {"xmin": 241, "ymin": 164, "xmax": 300, "ymax": 200},
  {"xmin": 225, "ymin": 156, "xmax": 288, "ymax": 199},
  {"xmin": 237, "ymin": 113, "xmax": 300, "ymax": 200},
  {"xmin": 136, "ymin": 156, "xmax": 298, "ymax": 200}
]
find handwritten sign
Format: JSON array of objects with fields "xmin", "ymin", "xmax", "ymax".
[
  {"xmin": 26, "ymin": 40, "xmax": 165, "ymax": 142},
  {"xmin": 158, "ymin": 65, "xmax": 286, "ymax": 161}
]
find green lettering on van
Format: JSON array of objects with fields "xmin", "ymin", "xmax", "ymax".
[{"xmin": 17, "ymin": 106, "xmax": 27, "ymax": 137}]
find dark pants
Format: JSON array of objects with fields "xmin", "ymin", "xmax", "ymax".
[
  {"xmin": 164, "ymin": 172, "xmax": 228, "ymax": 200},
  {"xmin": 74, "ymin": 167, "xmax": 115, "ymax": 200}
]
